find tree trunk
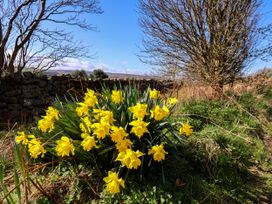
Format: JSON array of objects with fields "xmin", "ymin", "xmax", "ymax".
[
  {"xmin": 6, "ymin": 64, "xmax": 15, "ymax": 77},
  {"xmin": 0, "ymin": 47, "xmax": 5, "ymax": 75},
  {"xmin": 212, "ymin": 82, "xmax": 224, "ymax": 99}
]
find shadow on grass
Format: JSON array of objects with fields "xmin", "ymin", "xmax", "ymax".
[{"xmin": 119, "ymin": 141, "xmax": 272, "ymax": 204}]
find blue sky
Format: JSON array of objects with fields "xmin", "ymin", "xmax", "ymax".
[{"xmin": 57, "ymin": 0, "xmax": 272, "ymax": 75}]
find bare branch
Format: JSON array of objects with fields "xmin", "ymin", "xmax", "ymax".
[{"xmin": 0, "ymin": 0, "xmax": 102, "ymax": 76}]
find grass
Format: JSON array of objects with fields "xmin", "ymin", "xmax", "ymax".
[
  {"xmin": 169, "ymin": 88, "xmax": 272, "ymax": 203},
  {"xmin": 0, "ymin": 85, "xmax": 271, "ymax": 203}
]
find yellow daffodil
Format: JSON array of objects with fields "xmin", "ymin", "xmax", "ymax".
[
  {"xmin": 55, "ymin": 136, "xmax": 75, "ymax": 157},
  {"xmin": 110, "ymin": 126, "xmax": 128, "ymax": 143},
  {"xmin": 167, "ymin": 97, "xmax": 178, "ymax": 106},
  {"xmin": 93, "ymin": 109, "xmax": 115, "ymax": 124},
  {"xmin": 128, "ymin": 103, "xmax": 148, "ymax": 120},
  {"xmin": 91, "ymin": 121, "xmax": 110, "ymax": 139},
  {"xmin": 38, "ymin": 106, "xmax": 60, "ymax": 133},
  {"xmin": 46, "ymin": 106, "xmax": 59, "ymax": 120},
  {"xmin": 79, "ymin": 116, "xmax": 92, "ymax": 133},
  {"xmin": 111, "ymin": 90, "xmax": 123, "ymax": 104},
  {"xmin": 81, "ymin": 132, "xmax": 90, "ymax": 139},
  {"xmin": 148, "ymin": 144, "xmax": 168, "ymax": 162},
  {"xmin": 129, "ymin": 120, "xmax": 149, "ymax": 138},
  {"xmin": 81, "ymin": 136, "xmax": 97, "ymax": 151},
  {"xmin": 15, "ymin": 131, "xmax": 29, "ymax": 145},
  {"xmin": 103, "ymin": 171, "xmax": 125, "ymax": 194},
  {"xmin": 84, "ymin": 89, "xmax": 98, "ymax": 107},
  {"xmin": 179, "ymin": 122, "xmax": 193, "ymax": 136},
  {"xmin": 76, "ymin": 102, "xmax": 89, "ymax": 117},
  {"xmin": 150, "ymin": 105, "xmax": 170, "ymax": 121},
  {"xmin": 115, "ymin": 138, "xmax": 133, "ymax": 152},
  {"xmin": 101, "ymin": 111, "xmax": 115, "ymax": 124},
  {"xmin": 38, "ymin": 115, "xmax": 55, "ymax": 133},
  {"xmin": 116, "ymin": 149, "xmax": 144, "ymax": 169},
  {"xmin": 149, "ymin": 89, "xmax": 160, "ymax": 99},
  {"xmin": 28, "ymin": 138, "xmax": 46, "ymax": 159}
]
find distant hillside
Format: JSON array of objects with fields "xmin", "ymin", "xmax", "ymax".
[{"xmin": 45, "ymin": 69, "xmax": 160, "ymax": 79}]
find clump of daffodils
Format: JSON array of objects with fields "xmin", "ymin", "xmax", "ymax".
[{"xmin": 16, "ymin": 86, "xmax": 193, "ymax": 194}]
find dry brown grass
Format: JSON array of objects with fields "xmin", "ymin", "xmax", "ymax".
[
  {"xmin": 0, "ymin": 124, "xmax": 18, "ymax": 167},
  {"xmin": 167, "ymin": 70, "xmax": 272, "ymax": 102},
  {"xmin": 175, "ymin": 83, "xmax": 218, "ymax": 101},
  {"xmin": 0, "ymin": 134, "xmax": 15, "ymax": 161}
]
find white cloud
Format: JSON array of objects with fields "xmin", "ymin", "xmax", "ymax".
[
  {"xmin": 53, "ymin": 58, "xmax": 95, "ymax": 71},
  {"xmin": 119, "ymin": 60, "xmax": 128, "ymax": 66},
  {"xmin": 94, "ymin": 63, "xmax": 115, "ymax": 72},
  {"xmin": 51, "ymin": 57, "xmax": 149, "ymax": 75}
]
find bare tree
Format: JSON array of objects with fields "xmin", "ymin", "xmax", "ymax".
[
  {"xmin": 0, "ymin": 0, "xmax": 102, "ymax": 77},
  {"xmin": 139, "ymin": 0, "xmax": 260, "ymax": 95}
]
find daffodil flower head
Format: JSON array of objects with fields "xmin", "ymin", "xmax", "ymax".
[
  {"xmin": 16, "ymin": 131, "xmax": 29, "ymax": 145},
  {"xmin": 168, "ymin": 97, "xmax": 178, "ymax": 106},
  {"xmin": 116, "ymin": 149, "xmax": 144, "ymax": 169},
  {"xmin": 76, "ymin": 102, "xmax": 89, "ymax": 117},
  {"xmin": 148, "ymin": 144, "xmax": 168, "ymax": 162},
  {"xmin": 149, "ymin": 88, "xmax": 160, "ymax": 99},
  {"xmin": 128, "ymin": 103, "xmax": 148, "ymax": 120},
  {"xmin": 111, "ymin": 90, "xmax": 123, "ymax": 104},
  {"xmin": 45, "ymin": 106, "xmax": 59, "ymax": 120},
  {"xmin": 115, "ymin": 138, "xmax": 133, "ymax": 152},
  {"xmin": 83, "ymin": 89, "xmax": 98, "ymax": 107},
  {"xmin": 100, "ymin": 110, "xmax": 115, "ymax": 124},
  {"xmin": 81, "ymin": 136, "xmax": 97, "ymax": 151},
  {"xmin": 28, "ymin": 138, "xmax": 47, "ymax": 159},
  {"xmin": 129, "ymin": 119, "xmax": 149, "ymax": 138},
  {"xmin": 110, "ymin": 126, "xmax": 128, "ymax": 143},
  {"xmin": 81, "ymin": 132, "xmax": 90, "ymax": 139},
  {"xmin": 55, "ymin": 136, "xmax": 75, "ymax": 157},
  {"xmin": 37, "ymin": 106, "xmax": 60, "ymax": 133},
  {"xmin": 150, "ymin": 105, "xmax": 170, "ymax": 121},
  {"xmin": 179, "ymin": 122, "xmax": 193, "ymax": 136},
  {"xmin": 103, "ymin": 171, "xmax": 125, "ymax": 194},
  {"xmin": 93, "ymin": 109, "xmax": 115, "ymax": 124},
  {"xmin": 38, "ymin": 115, "xmax": 55, "ymax": 133},
  {"xmin": 91, "ymin": 121, "xmax": 110, "ymax": 139}
]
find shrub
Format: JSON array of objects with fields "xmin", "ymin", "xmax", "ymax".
[
  {"xmin": 72, "ymin": 69, "xmax": 89, "ymax": 80},
  {"xmin": 92, "ymin": 69, "xmax": 108, "ymax": 80}
]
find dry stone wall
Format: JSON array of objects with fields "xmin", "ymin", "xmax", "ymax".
[{"xmin": 0, "ymin": 73, "xmax": 173, "ymax": 129}]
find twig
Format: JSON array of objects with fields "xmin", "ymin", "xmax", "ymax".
[{"xmin": 28, "ymin": 177, "xmax": 52, "ymax": 200}]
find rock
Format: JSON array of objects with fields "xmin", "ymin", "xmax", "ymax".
[
  {"xmin": 5, "ymin": 90, "xmax": 21, "ymax": 97},
  {"xmin": 6, "ymin": 97, "xmax": 18, "ymax": 104},
  {"xmin": 38, "ymin": 80, "xmax": 48, "ymax": 87},
  {"xmin": 8, "ymin": 104, "xmax": 21, "ymax": 110},
  {"xmin": 0, "ymin": 102, "xmax": 6, "ymax": 108},
  {"xmin": 23, "ymin": 99, "xmax": 33, "ymax": 107}
]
